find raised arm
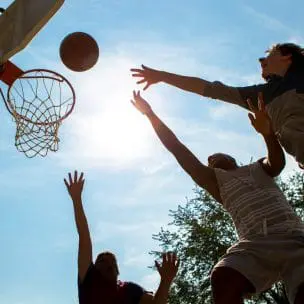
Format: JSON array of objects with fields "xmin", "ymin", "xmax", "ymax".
[
  {"xmin": 64, "ymin": 171, "xmax": 93, "ymax": 282},
  {"xmin": 131, "ymin": 65, "xmax": 209, "ymax": 95},
  {"xmin": 247, "ymin": 93, "xmax": 285, "ymax": 176},
  {"xmin": 131, "ymin": 91, "xmax": 221, "ymax": 202},
  {"xmin": 131, "ymin": 65, "xmax": 265, "ymax": 109},
  {"xmin": 139, "ymin": 252, "xmax": 179, "ymax": 304}
]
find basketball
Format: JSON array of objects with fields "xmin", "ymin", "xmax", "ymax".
[{"xmin": 59, "ymin": 32, "xmax": 99, "ymax": 72}]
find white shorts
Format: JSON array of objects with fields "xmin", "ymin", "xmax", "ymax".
[{"xmin": 214, "ymin": 234, "xmax": 304, "ymax": 303}]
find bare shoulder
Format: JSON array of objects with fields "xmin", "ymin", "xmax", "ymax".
[{"xmin": 196, "ymin": 165, "xmax": 222, "ymax": 203}]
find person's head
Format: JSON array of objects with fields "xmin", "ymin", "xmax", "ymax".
[
  {"xmin": 208, "ymin": 153, "xmax": 238, "ymax": 170},
  {"xmin": 259, "ymin": 43, "xmax": 304, "ymax": 80},
  {"xmin": 95, "ymin": 251, "xmax": 119, "ymax": 283}
]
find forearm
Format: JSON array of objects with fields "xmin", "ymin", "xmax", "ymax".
[
  {"xmin": 146, "ymin": 110, "xmax": 181, "ymax": 153},
  {"xmin": 72, "ymin": 198, "xmax": 91, "ymax": 237},
  {"xmin": 263, "ymin": 132, "xmax": 285, "ymax": 175},
  {"xmin": 159, "ymin": 71, "xmax": 209, "ymax": 96},
  {"xmin": 152, "ymin": 280, "xmax": 171, "ymax": 304},
  {"xmin": 145, "ymin": 109, "xmax": 221, "ymax": 201}
]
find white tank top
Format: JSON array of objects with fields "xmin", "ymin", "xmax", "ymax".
[{"xmin": 214, "ymin": 161, "xmax": 304, "ymax": 240}]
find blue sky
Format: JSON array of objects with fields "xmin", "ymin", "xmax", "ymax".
[{"xmin": 0, "ymin": 0, "xmax": 303, "ymax": 303}]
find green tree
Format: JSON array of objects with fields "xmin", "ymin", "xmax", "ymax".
[{"xmin": 152, "ymin": 172, "xmax": 304, "ymax": 304}]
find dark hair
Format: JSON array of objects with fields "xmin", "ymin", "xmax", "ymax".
[
  {"xmin": 273, "ymin": 43, "xmax": 304, "ymax": 74},
  {"xmin": 96, "ymin": 251, "xmax": 120, "ymax": 274}
]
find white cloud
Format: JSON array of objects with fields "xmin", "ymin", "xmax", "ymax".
[{"xmin": 140, "ymin": 272, "xmax": 160, "ymax": 291}]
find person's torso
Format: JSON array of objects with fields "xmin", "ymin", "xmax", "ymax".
[
  {"xmin": 78, "ymin": 266, "xmax": 144, "ymax": 304},
  {"xmin": 215, "ymin": 162, "xmax": 304, "ymax": 239},
  {"xmin": 263, "ymin": 73, "xmax": 304, "ymax": 133}
]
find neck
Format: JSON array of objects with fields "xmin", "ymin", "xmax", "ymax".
[{"xmin": 275, "ymin": 64, "xmax": 291, "ymax": 77}]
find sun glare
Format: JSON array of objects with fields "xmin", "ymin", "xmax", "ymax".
[
  {"xmin": 67, "ymin": 67, "xmax": 162, "ymax": 166},
  {"xmin": 62, "ymin": 56, "xmax": 168, "ymax": 167}
]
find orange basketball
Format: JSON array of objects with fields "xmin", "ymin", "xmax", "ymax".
[{"xmin": 60, "ymin": 32, "xmax": 99, "ymax": 72}]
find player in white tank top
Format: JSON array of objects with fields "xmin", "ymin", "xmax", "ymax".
[{"xmin": 132, "ymin": 90, "xmax": 304, "ymax": 303}]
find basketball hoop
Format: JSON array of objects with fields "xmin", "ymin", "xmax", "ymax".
[{"xmin": 0, "ymin": 61, "xmax": 76, "ymax": 157}]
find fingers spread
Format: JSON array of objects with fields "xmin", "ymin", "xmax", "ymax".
[
  {"xmin": 64, "ymin": 178, "xmax": 69, "ymax": 188},
  {"xmin": 258, "ymin": 92, "xmax": 265, "ymax": 111},
  {"xmin": 68, "ymin": 172, "xmax": 72, "ymax": 184},
  {"xmin": 246, "ymin": 99, "xmax": 255, "ymax": 112},
  {"xmin": 132, "ymin": 73, "xmax": 143, "ymax": 77},
  {"xmin": 143, "ymin": 83, "xmax": 150, "ymax": 90},
  {"xmin": 137, "ymin": 79, "xmax": 146, "ymax": 85},
  {"xmin": 248, "ymin": 113, "xmax": 255, "ymax": 125},
  {"xmin": 130, "ymin": 68, "xmax": 143, "ymax": 73},
  {"xmin": 79, "ymin": 172, "xmax": 84, "ymax": 182}
]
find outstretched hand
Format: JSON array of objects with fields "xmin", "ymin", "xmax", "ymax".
[
  {"xmin": 131, "ymin": 65, "xmax": 162, "ymax": 90},
  {"xmin": 155, "ymin": 252, "xmax": 179, "ymax": 284},
  {"xmin": 247, "ymin": 93, "xmax": 273, "ymax": 136},
  {"xmin": 131, "ymin": 90, "xmax": 153, "ymax": 115},
  {"xmin": 64, "ymin": 171, "xmax": 85, "ymax": 201}
]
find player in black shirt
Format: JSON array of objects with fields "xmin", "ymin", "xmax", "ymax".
[{"xmin": 64, "ymin": 171, "xmax": 179, "ymax": 304}]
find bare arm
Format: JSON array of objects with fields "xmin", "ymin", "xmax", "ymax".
[
  {"xmin": 248, "ymin": 94, "xmax": 285, "ymax": 177},
  {"xmin": 131, "ymin": 65, "xmax": 264, "ymax": 108},
  {"xmin": 139, "ymin": 253, "xmax": 179, "ymax": 304},
  {"xmin": 64, "ymin": 171, "xmax": 93, "ymax": 282},
  {"xmin": 131, "ymin": 91, "xmax": 221, "ymax": 202},
  {"xmin": 158, "ymin": 71, "xmax": 209, "ymax": 96},
  {"xmin": 260, "ymin": 133, "xmax": 285, "ymax": 177},
  {"xmin": 131, "ymin": 65, "xmax": 209, "ymax": 96}
]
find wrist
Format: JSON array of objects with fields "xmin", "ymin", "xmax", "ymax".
[
  {"xmin": 145, "ymin": 108, "xmax": 154, "ymax": 118},
  {"xmin": 160, "ymin": 278, "xmax": 173, "ymax": 287},
  {"xmin": 72, "ymin": 196, "xmax": 82, "ymax": 203}
]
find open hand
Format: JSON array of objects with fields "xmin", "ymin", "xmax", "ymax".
[
  {"xmin": 64, "ymin": 171, "xmax": 85, "ymax": 201},
  {"xmin": 131, "ymin": 90, "xmax": 153, "ymax": 115},
  {"xmin": 247, "ymin": 93, "xmax": 273, "ymax": 136},
  {"xmin": 155, "ymin": 252, "xmax": 179, "ymax": 284},
  {"xmin": 131, "ymin": 65, "xmax": 162, "ymax": 90}
]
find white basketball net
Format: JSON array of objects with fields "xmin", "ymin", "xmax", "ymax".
[{"xmin": 2, "ymin": 69, "xmax": 75, "ymax": 157}]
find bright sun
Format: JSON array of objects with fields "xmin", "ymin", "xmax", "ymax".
[
  {"xmin": 66, "ymin": 59, "xmax": 164, "ymax": 167},
  {"xmin": 69, "ymin": 89, "xmax": 160, "ymax": 166}
]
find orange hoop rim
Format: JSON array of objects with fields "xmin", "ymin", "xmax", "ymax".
[{"xmin": 2, "ymin": 67, "xmax": 76, "ymax": 126}]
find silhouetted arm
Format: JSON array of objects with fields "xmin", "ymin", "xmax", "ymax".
[
  {"xmin": 140, "ymin": 253, "xmax": 179, "ymax": 304},
  {"xmin": 146, "ymin": 110, "xmax": 221, "ymax": 202},
  {"xmin": 131, "ymin": 91, "xmax": 221, "ymax": 201},
  {"xmin": 248, "ymin": 94, "xmax": 285, "ymax": 177},
  {"xmin": 131, "ymin": 65, "xmax": 265, "ymax": 108},
  {"xmin": 64, "ymin": 171, "xmax": 93, "ymax": 282},
  {"xmin": 260, "ymin": 133, "xmax": 285, "ymax": 177}
]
